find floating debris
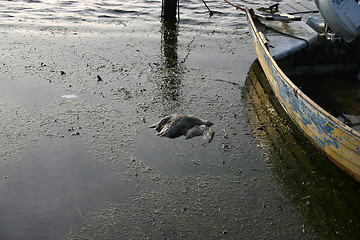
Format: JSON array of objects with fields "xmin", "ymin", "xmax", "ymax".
[{"xmin": 62, "ymin": 95, "xmax": 78, "ymax": 99}]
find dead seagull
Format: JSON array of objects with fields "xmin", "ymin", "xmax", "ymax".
[{"xmin": 149, "ymin": 114, "xmax": 215, "ymax": 143}]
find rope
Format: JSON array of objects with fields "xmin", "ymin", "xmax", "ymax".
[
  {"xmin": 223, "ymin": 0, "xmax": 246, "ymax": 11},
  {"xmin": 201, "ymin": 0, "xmax": 214, "ymax": 16}
]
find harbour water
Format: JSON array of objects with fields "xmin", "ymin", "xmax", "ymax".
[{"xmin": 0, "ymin": 0, "xmax": 359, "ymax": 239}]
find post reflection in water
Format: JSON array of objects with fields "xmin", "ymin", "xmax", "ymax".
[
  {"xmin": 243, "ymin": 60, "xmax": 360, "ymax": 240},
  {"xmin": 158, "ymin": 20, "xmax": 182, "ymax": 111}
]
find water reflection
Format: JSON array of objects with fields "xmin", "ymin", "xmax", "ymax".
[
  {"xmin": 243, "ymin": 60, "xmax": 360, "ymax": 240},
  {"xmin": 158, "ymin": 20, "xmax": 182, "ymax": 111}
]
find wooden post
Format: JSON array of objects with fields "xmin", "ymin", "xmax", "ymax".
[{"xmin": 162, "ymin": 0, "xmax": 178, "ymax": 22}]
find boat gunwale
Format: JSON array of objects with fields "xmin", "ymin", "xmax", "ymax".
[{"xmin": 245, "ymin": 7, "xmax": 360, "ymax": 139}]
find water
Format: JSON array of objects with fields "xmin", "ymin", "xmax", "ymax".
[{"xmin": 0, "ymin": 0, "xmax": 359, "ymax": 239}]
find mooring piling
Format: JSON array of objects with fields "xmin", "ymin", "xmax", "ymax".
[{"xmin": 161, "ymin": 0, "xmax": 179, "ymax": 22}]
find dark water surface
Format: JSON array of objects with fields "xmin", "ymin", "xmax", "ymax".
[{"xmin": 0, "ymin": 0, "xmax": 359, "ymax": 239}]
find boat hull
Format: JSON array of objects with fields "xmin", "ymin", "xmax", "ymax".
[{"xmin": 245, "ymin": 8, "xmax": 360, "ymax": 182}]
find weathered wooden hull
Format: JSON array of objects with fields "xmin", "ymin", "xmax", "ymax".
[{"xmin": 245, "ymin": 8, "xmax": 360, "ymax": 182}]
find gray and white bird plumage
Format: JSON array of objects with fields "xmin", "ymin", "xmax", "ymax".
[{"xmin": 149, "ymin": 114, "xmax": 214, "ymax": 143}]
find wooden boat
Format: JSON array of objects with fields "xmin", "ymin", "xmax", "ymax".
[{"xmin": 241, "ymin": 2, "xmax": 360, "ymax": 182}]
